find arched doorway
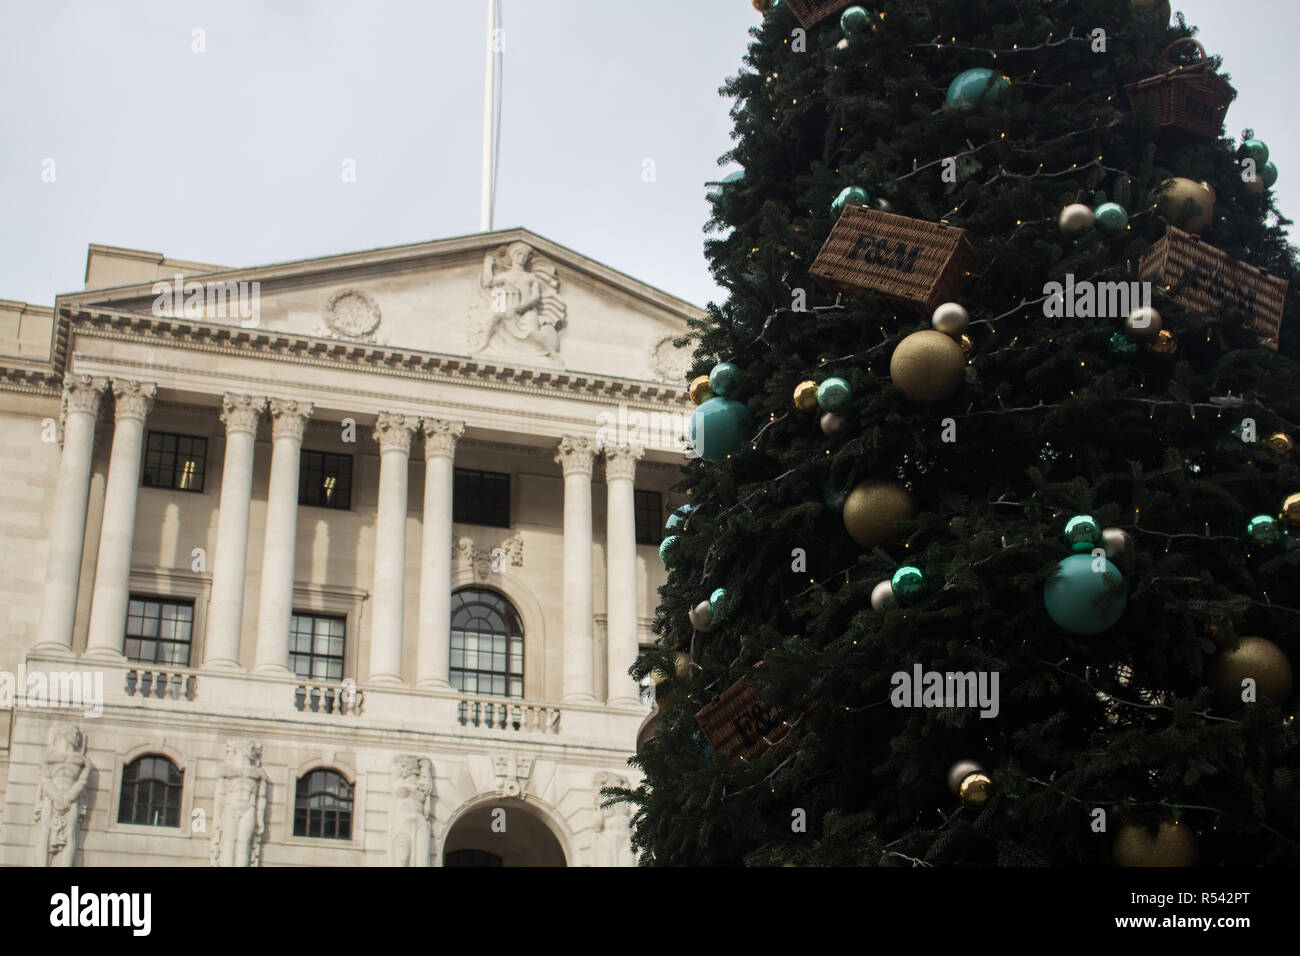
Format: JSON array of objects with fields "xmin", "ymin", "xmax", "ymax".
[{"xmin": 442, "ymin": 797, "xmax": 567, "ymax": 867}]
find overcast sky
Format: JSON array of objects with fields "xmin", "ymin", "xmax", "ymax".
[{"xmin": 1, "ymin": 0, "xmax": 1295, "ymax": 311}]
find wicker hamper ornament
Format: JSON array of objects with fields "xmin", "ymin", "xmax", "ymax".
[
  {"xmin": 1125, "ymin": 38, "xmax": 1236, "ymax": 139},
  {"xmin": 810, "ymin": 206, "xmax": 976, "ymax": 313},
  {"xmin": 1139, "ymin": 226, "xmax": 1289, "ymax": 350},
  {"xmin": 783, "ymin": 0, "xmax": 856, "ymax": 28},
  {"xmin": 695, "ymin": 676, "xmax": 796, "ymax": 761}
]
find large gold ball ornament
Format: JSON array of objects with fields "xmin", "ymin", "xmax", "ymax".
[
  {"xmin": 889, "ymin": 330, "xmax": 966, "ymax": 404},
  {"xmin": 1210, "ymin": 636, "xmax": 1294, "ymax": 704},
  {"xmin": 1280, "ymin": 493, "xmax": 1300, "ymax": 529},
  {"xmin": 793, "ymin": 380, "xmax": 819, "ymax": 411},
  {"xmin": 689, "ymin": 375, "xmax": 713, "ymax": 406},
  {"xmin": 1112, "ymin": 820, "xmax": 1199, "ymax": 867},
  {"xmin": 1145, "ymin": 329, "xmax": 1177, "ymax": 356},
  {"xmin": 843, "ymin": 479, "xmax": 915, "ymax": 549},
  {"xmin": 959, "ymin": 772, "xmax": 992, "ymax": 809},
  {"xmin": 1154, "ymin": 178, "xmax": 1216, "ymax": 235},
  {"xmin": 1264, "ymin": 432, "xmax": 1295, "ymax": 456}
]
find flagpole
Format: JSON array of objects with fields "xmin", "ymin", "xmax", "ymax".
[{"xmin": 480, "ymin": 0, "xmax": 496, "ymax": 232}]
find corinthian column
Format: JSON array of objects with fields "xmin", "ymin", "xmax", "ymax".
[
  {"xmin": 369, "ymin": 412, "xmax": 419, "ymax": 684},
  {"xmin": 555, "ymin": 436, "xmax": 597, "ymax": 702},
  {"xmin": 416, "ymin": 418, "xmax": 464, "ymax": 687},
  {"xmin": 205, "ymin": 394, "xmax": 267, "ymax": 669},
  {"xmin": 252, "ymin": 400, "xmax": 313, "ymax": 675},
  {"xmin": 85, "ymin": 380, "xmax": 157, "ymax": 658},
  {"xmin": 35, "ymin": 374, "xmax": 107, "ymax": 656},
  {"xmin": 603, "ymin": 443, "xmax": 644, "ymax": 704}
]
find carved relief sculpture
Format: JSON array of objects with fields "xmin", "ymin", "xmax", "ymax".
[
  {"xmin": 389, "ymin": 756, "xmax": 435, "ymax": 867},
  {"xmin": 210, "ymin": 738, "xmax": 269, "ymax": 867},
  {"xmin": 33, "ymin": 726, "xmax": 91, "ymax": 867},
  {"xmin": 452, "ymin": 527, "xmax": 525, "ymax": 580},
  {"xmin": 468, "ymin": 242, "xmax": 566, "ymax": 363},
  {"xmin": 315, "ymin": 288, "xmax": 383, "ymax": 343},
  {"xmin": 592, "ymin": 771, "xmax": 636, "ymax": 868}
]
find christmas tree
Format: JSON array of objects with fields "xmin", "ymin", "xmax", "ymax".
[{"xmin": 618, "ymin": 0, "xmax": 1300, "ymax": 866}]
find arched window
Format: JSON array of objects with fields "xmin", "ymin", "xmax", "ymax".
[
  {"xmin": 450, "ymin": 588, "xmax": 524, "ymax": 698},
  {"xmin": 293, "ymin": 769, "xmax": 353, "ymax": 839},
  {"xmin": 118, "ymin": 755, "xmax": 183, "ymax": 827}
]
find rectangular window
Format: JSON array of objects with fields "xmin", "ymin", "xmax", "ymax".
[
  {"xmin": 453, "ymin": 468, "xmax": 510, "ymax": 528},
  {"xmin": 634, "ymin": 490, "xmax": 662, "ymax": 546},
  {"xmin": 299, "ymin": 451, "xmax": 352, "ymax": 510},
  {"xmin": 142, "ymin": 432, "xmax": 207, "ymax": 492},
  {"xmin": 289, "ymin": 613, "xmax": 346, "ymax": 681},
  {"xmin": 124, "ymin": 597, "xmax": 194, "ymax": 666}
]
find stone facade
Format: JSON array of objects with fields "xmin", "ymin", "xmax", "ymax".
[{"xmin": 0, "ymin": 231, "xmax": 697, "ymax": 866}]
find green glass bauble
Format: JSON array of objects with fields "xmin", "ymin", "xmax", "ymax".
[
  {"xmin": 824, "ymin": 488, "xmax": 846, "ymax": 512},
  {"xmin": 1246, "ymin": 514, "xmax": 1285, "ymax": 549},
  {"xmin": 659, "ymin": 535, "xmax": 678, "ymax": 568},
  {"xmin": 890, "ymin": 566, "xmax": 926, "ymax": 605},
  {"xmin": 1094, "ymin": 202, "xmax": 1129, "ymax": 237},
  {"xmin": 1044, "ymin": 554, "xmax": 1127, "ymax": 635},
  {"xmin": 1241, "ymin": 139, "xmax": 1270, "ymax": 166},
  {"xmin": 1064, "ymin": 514, "xmax": 1102, "ymax": 553},
  {"xmin": 709, "ymin": 587, "xmax": 726, "ymax": 613},
  {"xmin": 665, "ymin": 503, "xmax": 693, "ymax": 533},
  {"xmin": 709, "ymin": 361, "xmax": 740, "ymax": 396},
  {"xmin": 840, "ymin": 5, "xmax": 869, "ymax": 35},
  {"xmin": 708, "ymin": 169, "xmax": 745, "ymax": 200},
  {"xmin": 831, "ymin": 185, "xmax": 870, "ymax": 215},
  {"xmin": 688, "ymin": 397, "xmax": 752, "ymax": 463},
  {"xmin": 945, "ymin": 68, "xmax": 1010, "ymax": 110},
  {"xmin": 1108, "ymin": 332, "xmax": 1138, "ymax": 355},
  {"xmin": 1261, "ymin": 162, "xmax": 1279, "ymax": 189},
  {"xmin": 817, "ymin": 376, "xmax": 852, "ymax": 412}
]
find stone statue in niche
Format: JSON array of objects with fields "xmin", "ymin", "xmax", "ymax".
[
  {"xmin": 468, "ymin": 241, "xmax": 566, "ymax": 364},
  {"xmin": 390, "ymin": 756, "xmax": 435, "ymax": 867},
  {"xmin": 33, "ymin": 725, "xmax": 91, "ymax": 867},
  {"xmin": 592, "ymin": 771, "xmax": 636, "ymax": 867},
  {"xmin": 210, "ymin": 738, "xmax": 269, "ymax": 867}
]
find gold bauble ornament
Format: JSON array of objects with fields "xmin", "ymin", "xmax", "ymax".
[
  {"xmin": 1145, "ymin": 329, "xmax": 1177, "ymax": 356},
  {"xmin": 1112, "ymin": 820, "xmax": 1199, "ymax": 867},
  {"xmin": 947, "ymin": 759, "xmax": 985, "ymax": 794},
  {"xmin": 889, "ymin": 330, "xmax": 966, "ymax": 404},
  {"xmin": 1154, "ymin": 178, "xmax": 1216, "ymax": 235},
  {"xmin": 1210, "ymin": 636, "xmax": 1294, "ymax": 704},
  {"xmin": 689, "ymin": 375, "xmax": 713, "ymax": 405},
  {"xmin": 752, "ymin": 0, "xmax": 776, "ymax": 11},
  {"xmin": 1264, "ymin": 432, "xmax": 1295, "ymax": 456},
  {"xmin": 958, "ymin": 333, "xmax": 974, "ymax": 358},
  {"xmin": 674, "ymin": 650, "xmax": 692, "ymax": 679},
  {"xmin": 842, "ymin": 479, "xmax": 915, "ymax": 549},
  {"xmin": 959, "ymin": 772, "xmax": 992, "ymax": 809},
  {"xmin": 1280, "ymin": 492, "xmax": 1300, "ymax": 529},
  {"xmin": 793, "ymin": 380, "xmax": 819, "ymax": 411}
]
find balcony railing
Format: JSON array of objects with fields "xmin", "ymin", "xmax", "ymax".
[
  {"xmin": 294, "ymin": 679, "xmax": 364, "ymax": 715},
  {"xmin": 457, "ymin": 696, "xmax": 561, "ymax": 734},
  {"xmin": 125, "ymin": 667, "xmax": 198, "ymax": 701}
]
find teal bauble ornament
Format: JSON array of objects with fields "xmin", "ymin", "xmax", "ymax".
[
  {"xmin": 890, "ymin": 566, "xmax": 926, "ymax": 605},
  {"xmin": 1044, "ymin": 554, "xmax": 1127, "ymax": 635},
  {"xmin": 1094, "ymin": 202, "xmax": 1129, "ymax": 237},
  {"xmin": 665, "ymin": 503, "xmax": 693, "ymax": 533},
  {"xmin": 840, "ymin": 5, "xmax": 869, "ymax": 35},
  {"xmin": 1261, "ymin": 162, "xmax": 1279, "ymax": 189},
  {"xmin": 945, "ymin": 68, "xmax": 1010, "ymax": 110},
  {"xmin": 1241, "ymin": 139, "xmax": 1270, "ymax": 166},
  {"xmin": 709, "ymin": 587, "xmax": 726, "ymax": 613},
  {"xmin": 817, "ymin": 376, "xmax": 852, "ymax": 412},
  {"xmin": 708, "ymin": 169, "xmax": 745, "ymax": 200},
  {"xmin": 1064, "ymin": 514, "xmax": 1103, "ymax": 553},
  {"xmin": 824, "ymin": 488, "xmax": 846, "ymax": 512},
  {"xmin": 688, "ymin": 397, "xmax": 753, "ymax": 463},
  {"xmin": 1108, "ymin": 332, "xmax": 1138, "ymax": 356},
  {"xmin": 709, "ymin": 362, "xmax": 740, "ymax": 396},
  {"xmin": 659, "ymin": 535, "xmax": 679, "ymax": 568},
  {"xmin": 831, "ymin": 185, "xmax": 871, "ymax": 215},
  {"xmin": 1246, "ymin": 514, "xmax": 1285, "ymax": 549}
]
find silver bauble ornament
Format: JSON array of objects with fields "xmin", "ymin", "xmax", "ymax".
[
  {"xmin": 1124, "ymin": 306, "xmax": 1162, "ymax": 343},
  {"xmin": 688, "ymin": 600, "xmax": 715, "ymax": 632},
  {"xmin": 870, "ymin": 579, "xmax": 897, "ymax": 612},
  {"xmin": 820, "ymin": 412, "xmax": 846, "ymax": 435},
  {"xmin": 1102, "ymin": 527, "xmax": 1132, "ymax": 563},
  {"xmin": 1059, "ymin": 203, "xmax": 1095, "ymax": 237},
  {"xmin": 931, "ymin": 301, "xmax": 970, "ymax": 336}
]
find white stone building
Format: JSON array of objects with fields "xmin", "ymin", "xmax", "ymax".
[{"xmin": 0, "ymin": 230, "xmax": 698, "ymax": 866}]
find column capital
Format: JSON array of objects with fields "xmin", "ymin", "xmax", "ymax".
[
  {"xmin": 268, "ymin": 399, "xmax": 314, "ymax": 441},
  {"xmin": 555, "ymin": 435, "xmax": 597, "ymax": 477},
  {"xmin": 60, "ymin": 374, "xmax": 107, "ymax": 424},
  {"xmin": 110, "ymin": 380, "xmax": 157, "ymax": 423},
  {"xmin": 422, "ymin": 418, "xmax": 465, "ymax": 459},
  {"xmin": 601, "ymin": 443, "xmax": 645, "ymax": 482},
  {"xmin": 220, "ymin": 394, "xmax": 268, "ymax": 436},
  {"xmin": 374, "ymin": 412, "xmax": 420, "ymax": 455}
]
